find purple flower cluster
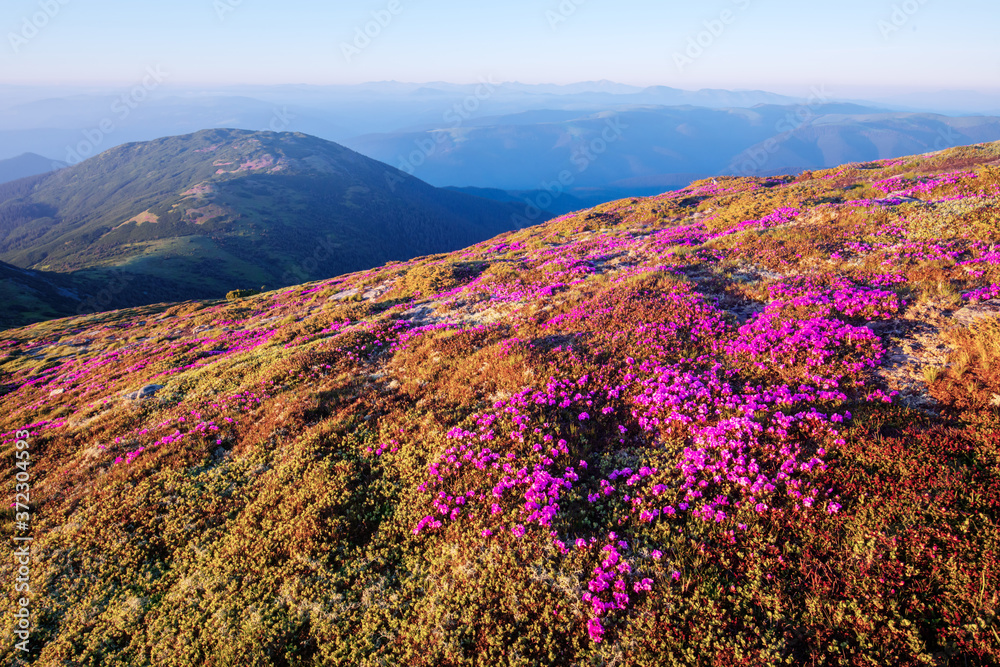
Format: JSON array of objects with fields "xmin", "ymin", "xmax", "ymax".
[
  {"xmin": 873, "ymin": 171, "xmax": 977, "ymax": 196},
  {"xmin": 403, "ymin": 271, "xmax": 889, "ymax": 643},
  {"xmin": 958, "ymin": 252, "xmax": 1000, "ymax": 267},
  {"xmin": 867, "ymin": 273, "xmax": 908, "ymax": 287},
  {"xmin": 765, "ymin": 276, "xmax": 904, "ymax": 320},
  {"xmin": 412, "ymin": 376, "xmax": 597, "ymax": 536},
  {"xmin": 710, "ymin": 207, "xmax": 802, "ymax": 239},
  {"xmin": 579, "ymin": 534, "xmax": 654, "ymax": 642},
  {"xmin": 963, "ymin": 283, "xmax": 1000, "ymax": 302},
  {"xmin": 727, "ymin": 313, "xmax": 883, "ymax": 388}
]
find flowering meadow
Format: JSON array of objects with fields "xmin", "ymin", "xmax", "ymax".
[{"xmin": 2, "ymin": 142, "xmax": 1000, "ymax": 666}]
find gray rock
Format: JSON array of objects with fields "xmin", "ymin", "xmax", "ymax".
[
  {"xmin": 126, "ymin": 384, "xmax": 164, "ymax": 401},
  {"xmin": 952, "ymin": 301, "xmax": 999, "ymax": 325}
]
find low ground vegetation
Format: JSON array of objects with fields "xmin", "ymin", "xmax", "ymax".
[{"xmin": 2, "ymin": 143, "xmax": 1000, "ymax": 666}]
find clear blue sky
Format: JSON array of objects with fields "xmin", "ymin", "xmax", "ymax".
[{"xmin": 1, "ymin": 0, "xmax": 998, "ymax": 93}]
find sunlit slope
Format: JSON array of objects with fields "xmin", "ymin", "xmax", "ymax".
[{"xmin": 1, "ymin": 142, "xmax": 999, "ymax": 666}]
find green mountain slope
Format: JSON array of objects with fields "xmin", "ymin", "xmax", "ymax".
[
  {"xmin": 1, "ymin": 142, "xmax": 999, "ymax": 666},
  {"xmin": 0, "ymin": 259, "xmax": 81, "ymax": 328},
  {"xmin": 0, "ymin": 129, "xmax": 541, "ymax": 310}
]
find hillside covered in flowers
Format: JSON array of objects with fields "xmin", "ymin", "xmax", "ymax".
[{"xmin": 2, "ymin": 142, "xmax": 1000, "ymax": 666}]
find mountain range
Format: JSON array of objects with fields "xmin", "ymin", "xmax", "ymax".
[
  {"xmin": 0, "ymin": 152, "xmax": 64, "ymax": 185},
  {"xmin": 4, "ymin": 83, "xmax": 1000, "ymax": 195},
  {"xmin": 0, "ymin": 82, "xmax": 805, "ymax": 159},
  {"xmin": 346, "ymin": 105, "xmax": 1000, "ymax": 197},
  {"xmin": 9, "ymin": 112, "xmax": 1000, "ymax": 329},
  {"xmin": 0, "ymin": 129, "xmax": 545, "ymax": 326}
]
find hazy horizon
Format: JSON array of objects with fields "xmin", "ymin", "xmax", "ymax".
[
  {"xmin": 3, "ymin": 0, "xmax": 998, "ymax": 92},
  {"xmin": 3, "ymin": 0, "xmax": 1000, "ymax": 196},
  {"xmin": 2, "ymin": 79, "xmax": 999, "ymax": 96}
]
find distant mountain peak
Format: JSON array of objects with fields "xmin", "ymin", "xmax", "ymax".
[
  {"xmin": 0, "ymin": 129, "xmax": 546, "ymax": 324},
  {"xmin": 0, "ymin": 152, "xmax": 65, "ymax": 185}
]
